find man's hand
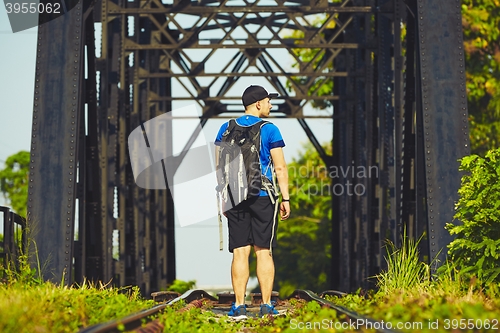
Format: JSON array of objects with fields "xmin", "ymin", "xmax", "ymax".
[{"xmin": 280, "ymin": 201, "xmax": 290, "ymax": 220}]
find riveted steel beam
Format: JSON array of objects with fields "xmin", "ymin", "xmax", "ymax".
[
  {"xmin": 414, "ymin": 0, "xmax": 470, "ymax": 269},
  {"xmin": 27, "ymin": 2, "xmax": 85, "ymax": 285}
]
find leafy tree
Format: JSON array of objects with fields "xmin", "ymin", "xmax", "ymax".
[
  {"xmin": 446, "ymin": 149, "xmax": 500, "ymax": 284},
  {"xmin": 0, "ymin": 151, "xmax": 30, "ymax": 217},
  {"xmin": 462, "ymin": 0, "xmax": 500, "ymax": 155},
  {"xmin": 167, "ymin": 279, "xmax": 196, "ymax": 294},
  {"xmin": 285, "ymin": 15, "xmax": 335, "ymax": 110},
  {"xmin": 251, "ymin": 143, "xmax": 332, "ymax": 297}
]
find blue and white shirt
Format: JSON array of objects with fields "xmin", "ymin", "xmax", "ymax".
[{"xmin": 215, "ymin": 115, "xmax": 285, "ymax": 196}]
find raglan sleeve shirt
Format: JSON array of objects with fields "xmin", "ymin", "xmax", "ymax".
[
  {"xmin": 262, "ymin": 123, "xmax": 285, "ymax": 150},
  {"xmin": 214, "ymin": 122, "xmax": 229, "ymax": 145},
  {"xmin": 260, "ymin": 123, "xmax": 285, "ymax": 183}
]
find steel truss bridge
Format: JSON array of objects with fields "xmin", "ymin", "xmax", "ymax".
[{"xmin": 25, "ymin": 0, "xmax": 469, "ymax": 294}]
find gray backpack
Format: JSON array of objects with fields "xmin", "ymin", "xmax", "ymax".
[{"xmin": 215, "ymin": 119, "xmax": 278, "ymax": 250}]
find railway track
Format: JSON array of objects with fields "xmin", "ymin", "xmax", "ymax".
[{"xmin": 79, "ymin": 289, "xmax": 400, "ymax": 333}]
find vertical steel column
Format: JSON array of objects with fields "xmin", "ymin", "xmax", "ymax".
[
  {"xmin": 28, "ymin": 1, "xmax": 85, "ymax": 285},
  {"xmin": 376, "ymin": 0, "xmax": 397, "ymax": 252},
  {"xmin": 335, "ymin": 25, "xmax": 356, "ymax": 292},
  {"xmin": 76, "ymin": 5, "xmax": 102, "ymax": 284},
  {"xmin": 149, "ymin": 10, "xmax": 175, "ymax": 289},
  {"xmin": 352, "ymin": 13, "xmax": 371, "ymax": 290},
  {"xmin": 401, "ymin": 1, "xmax": 417, "ymax": 240},
  {"xmin": 356, "ymin": 0, "xmax": 379, "ymax": 288},
  {"xmin": 393, "ymin": 0, "xmax": 405, "ymax": 245},
  {"xmin": 415, "ymin": 0, "xmax": 470, "ymax": 268},
  {"xmin": 365, "ymin": 8, "xmax": 379, "ymax": 285},
  {"xmin": 331, "ymin": 61, "xmax": 343, "ymax": 290},
  {"xmin": 353, "ymin": 15, "xmax": 367, "ymax": 289},
  {"xmin": 114, "ymin": 4, "xmax": 130, "ymax": 289},
  {"xmin": 98, "ymin": 0, "xmax": 121, "ymax": 284}
]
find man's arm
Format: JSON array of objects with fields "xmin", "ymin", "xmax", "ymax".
[{"xmin": 270, "ymin": 147, "xmax": 290, "ymax": 219}]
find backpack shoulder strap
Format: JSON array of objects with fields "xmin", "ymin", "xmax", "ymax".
[
  {"xmin": 222, "ymin": 119, "xmax": 238, "ymax": 137},
  {"xmin": 248, "ymin": 119, "xmax": 270, "ymax": 132},
  {"xmin": 259, "ymin": 120, "xmax": 270, "ymax": 128}
]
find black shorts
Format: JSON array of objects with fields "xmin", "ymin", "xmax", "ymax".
[{"xmin": 226, "ymin": 196, "xmax": 278, "ymax": 253}]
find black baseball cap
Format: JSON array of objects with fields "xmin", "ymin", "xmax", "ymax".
[{"xmin": 242, "ymin": 85, "xmax": 279, "ymax": 107}]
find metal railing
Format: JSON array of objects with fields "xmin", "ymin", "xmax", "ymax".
[{"xmin": 0, "ymin": 206, "xmax": 27, "ymax": 274}]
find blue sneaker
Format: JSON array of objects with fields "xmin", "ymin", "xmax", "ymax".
[
  {"xmin": 259, "ymin": 302, "xmax": 279, "ymax": 317},
  {"xmin": 228, "ymin": 303, "xmax": 247, "ymax": 320}
]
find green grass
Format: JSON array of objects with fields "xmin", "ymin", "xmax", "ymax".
[
  {"xmin": 328, "ymin": 280, "xmax": 500, "ymax": 332},
  {"xmin": 327, "ymin": 234, "xmax": 500, "ymax": 332},
  {"xmin": 375, "ymin": 232, "xmax": 431, "ymax": 294},
  {"xmin": 0, "ymin": 280, "xmax": 154, "ymax": 332}
]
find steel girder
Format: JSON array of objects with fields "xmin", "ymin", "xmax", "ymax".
[
  {"xmin": 27, "ymin": 0, "xmax": 469, "ymax": 293},
  {"xmin": 27, "ymin": 1, "xmax": 87, "ymax": 285},
  {"xmin": 414, "ymin": 0, "xmax": 470, "ymax": 269}
]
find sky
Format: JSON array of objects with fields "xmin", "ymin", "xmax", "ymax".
[{"xmin": 0, "ymin": 5, "xmax": 333, "ymax": 289}]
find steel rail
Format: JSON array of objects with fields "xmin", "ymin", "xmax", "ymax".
[
  {"xmin": 289, "ymin": 290, "xmax": 402, "ymax": 333},
  {"xmin": 78, "ymin": 289, "xmax": 400, "ymax": 333},
  {"xmin": 78, "ymin": 290, "xmax": 215, "ymax": 333}
]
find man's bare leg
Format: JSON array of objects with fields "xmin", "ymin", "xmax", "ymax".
[
  {"xmin": 232, "ymin": 245, "xmax": 252, "ymax": 306},
  {"xmin": 254, "ymin": 245, "xmax": 275, "ymax": 304}
]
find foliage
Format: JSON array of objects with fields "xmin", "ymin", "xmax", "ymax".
[
  {"xmin": 0, "ymin": 280, "xmax": 153, "ymax": 332},
  {"xmin": 0, "ymin": 151, "xmax": 29, "ymax": 216},
  {"xmin": 446, "ymin": 149, "xmax": 500, "ymax": 284},
  {"xmin": 330, "ymin": 236, "xmax": 500, "ymax": 333},
  {"xmin": 1, "ymin": 251, "xmax": 42, "ymax": 286},
  {"xmin": 167, "ymin": 279, "xmax": 196, "ymax": 294},
  {"xmin": 330, "ymin": 284, "xmax": 500, "ymax": 333},
  {"xmin": 284, "ymin": 15, "xmax": 336, "ymax": 110},
  {"xmin": 462, "ymin": 0, "xmax": 500, "ymax": 155},
  {"xmin": 0, "ymin": 220, "xmax": 41, "ymax": 285},
  {"xmin": 376, "ymin": 232, "xmax": 430, "ymax": 294},
  {"xmin": 258, "ymin": 143, "xmax": 332, "ymax": 297},
  {"xmin": 0, "ymin": 248, "xmax": 154, "ymax": 332}
]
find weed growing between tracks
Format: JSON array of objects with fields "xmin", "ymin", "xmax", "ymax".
[{"xmin": 157, "ymin": 298, "xmax": 360, "ymax": 333}]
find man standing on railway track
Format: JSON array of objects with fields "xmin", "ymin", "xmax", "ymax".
[{"xmin": 215, "ymin": 85, "xmax": 291, "ymax": 319}]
